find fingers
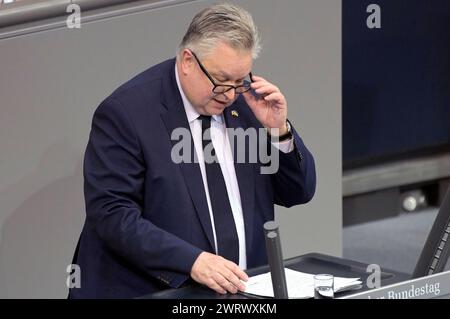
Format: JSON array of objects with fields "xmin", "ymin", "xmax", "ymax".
[
  {"xmin": 251, "ymin": 81, "xmax": 279, "ymax": 92},
  {"xmin": 222, "ymin": 263, "xmax": 247, "ymax": 292},
  {"xmin": 250, "ymin": 75, "xmax": 277, "ymax": 88},
  {"xmin": 264, "ymin": 92, "xmax": 286, "ymax": 106},
  {"xmin": 213, "ymin": 261, "xmax": 247, "ymax": 294},
  {"xmin": 254, "ymin": 85, "xmax": 280, "ymax": 96},
  {"xmin": 250, "ymin": 75, "xmax": 286, "ymax": 107},
  {"xmin": 250, "ymin": 74, "xmax": 269, "ymax": 83},
  {"xmin": 190, "ymin": 252, "xmax": 249, "ymax": 295},
  {"xmin": 226, "ymin": 260, "xmax": 249, "ymax": 282},
  {"xmin": 250, "ymin": 78, "xmax": 281, "ymax": 102},
  {"xmin": 245, "ymin": 74, "xmax": 288, "ymax": 129},
  {"xmin": 214, "ymin": 272, "xmax": 239, "ymax": 294},
  {"xmin": 207, "ymin": 277, "xmax": 227, "ymax": 294},
  {"xmin": 243, "ymin": 89, "xmax": 257, "ymax": 104}
]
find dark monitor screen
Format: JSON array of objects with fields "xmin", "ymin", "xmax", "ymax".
[{"xmin": 343, "ymin": 0, "xmax": 450, "ymax": 169}]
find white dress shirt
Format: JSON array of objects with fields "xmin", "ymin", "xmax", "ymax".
[{"xmin": 175, "ymin": 66, "xmax": 293, "ymax": 269}]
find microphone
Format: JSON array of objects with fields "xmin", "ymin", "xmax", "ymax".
[{"xmin": 264, "ymin": 221, "xmax": 289, "ymax": 299}]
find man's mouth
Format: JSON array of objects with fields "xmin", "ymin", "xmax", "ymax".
[{"xmin": 213, "ymin": 98, "xmax": 228, "ymax": 106}]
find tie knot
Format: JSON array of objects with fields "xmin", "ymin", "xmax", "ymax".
[
  {"xmin": 198, "ymin": 115, "xmax": 212, "ymax": 131},
  {"xmin": 198, "ymin": 114, "xmax": 212, "ymax": 121}
]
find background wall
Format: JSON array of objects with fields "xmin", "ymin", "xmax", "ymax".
[{"xmin": 0, "ymin": 0, "xmax": 341, "ymax": 298}]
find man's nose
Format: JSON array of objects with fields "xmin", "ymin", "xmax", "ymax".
[{"xmin": 223, "ymin": 88, "xmax": 236, "ymax": 101}]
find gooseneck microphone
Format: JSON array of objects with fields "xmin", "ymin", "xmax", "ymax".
[{"xmin": 264, "ymin": 221, "xmax": 289, "ymax": 299}]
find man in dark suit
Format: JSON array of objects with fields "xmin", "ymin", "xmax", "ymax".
[{"xmin": 69, "ymin": 3, "xmax": 316, "ymax": 298}]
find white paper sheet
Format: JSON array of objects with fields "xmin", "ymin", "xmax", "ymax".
[{"xmin": 243, "ymin": 268, "xmax": 362, "ymax": 299}]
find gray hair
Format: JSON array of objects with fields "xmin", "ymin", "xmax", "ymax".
[{"xmin": 178, "ymin": 3, "xmax": 261, "ymax": 60}]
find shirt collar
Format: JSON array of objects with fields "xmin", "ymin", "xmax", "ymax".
[{"xmin": 175, "ymin": 63, "xmax": 223, "ymax": 124}]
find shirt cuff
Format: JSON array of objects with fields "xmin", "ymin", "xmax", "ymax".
[{"xmin": 271, "ymin": 137, "xmax": 294, "ymax": 153}]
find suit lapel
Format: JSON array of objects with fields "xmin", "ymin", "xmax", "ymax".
[
  {"xmin": 223, "ymin": 107, "xmax": 256, "ymax": 256},
  {"xmin": 159, "ymin": 61, "xmax": 215, "ymax": 252}
]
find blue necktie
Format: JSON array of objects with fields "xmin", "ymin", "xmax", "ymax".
[{"xmin": 198, "ymin": 115, "xmax": 239, "ymax": 264}]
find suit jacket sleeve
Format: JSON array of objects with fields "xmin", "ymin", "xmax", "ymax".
[
  {"xmin": 83, "ymin": 97, "xmax": 202, "ymax": 288},
  {"xmin": 271, "ymin": 124, "xmax": 316, "ymax": 207}
]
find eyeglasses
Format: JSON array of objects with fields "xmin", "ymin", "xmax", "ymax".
[{"xmin": 190, "ymin": 51, "xmax": 253, "ymax": 95}]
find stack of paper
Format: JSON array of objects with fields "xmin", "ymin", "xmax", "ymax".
[{"xmin": 244, "ymin": 268, "xmax": 362, "ymax": 299}]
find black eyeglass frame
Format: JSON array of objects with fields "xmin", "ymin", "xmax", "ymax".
[{"xmin": 190, "ymin": 50, "xmax": 253, "ymax": 95}]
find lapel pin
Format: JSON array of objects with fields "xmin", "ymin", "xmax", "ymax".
[{"xmin": 231, "ymin": 110, "xmax": 239, "ymax": 117}]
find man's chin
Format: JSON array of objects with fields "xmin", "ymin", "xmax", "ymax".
[{"xmin": 208, "ymin": 100, "xmax": 229, "ymax": 114}]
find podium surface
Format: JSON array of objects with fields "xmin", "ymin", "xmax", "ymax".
[{"xmin": 141, "ymin": 253, "xmax": 410, "ymax": 299}]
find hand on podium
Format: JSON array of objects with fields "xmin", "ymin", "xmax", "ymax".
[{"xmin": 190, "ymin": 252, "xmax": 249, "ymax": 294}]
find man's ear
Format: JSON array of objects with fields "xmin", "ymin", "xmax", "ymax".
[{"xmin": 180, "ymin": 49, "xmax": 194, "ymax": 76}]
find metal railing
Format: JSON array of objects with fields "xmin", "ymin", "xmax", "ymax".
[
  {"xmin": 0, "ymin": 0, "xmax": 148, "ymax": 28},
  {"xmin": 0, "ymin": 0, "xmax": 196, "ymax": 40}
]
